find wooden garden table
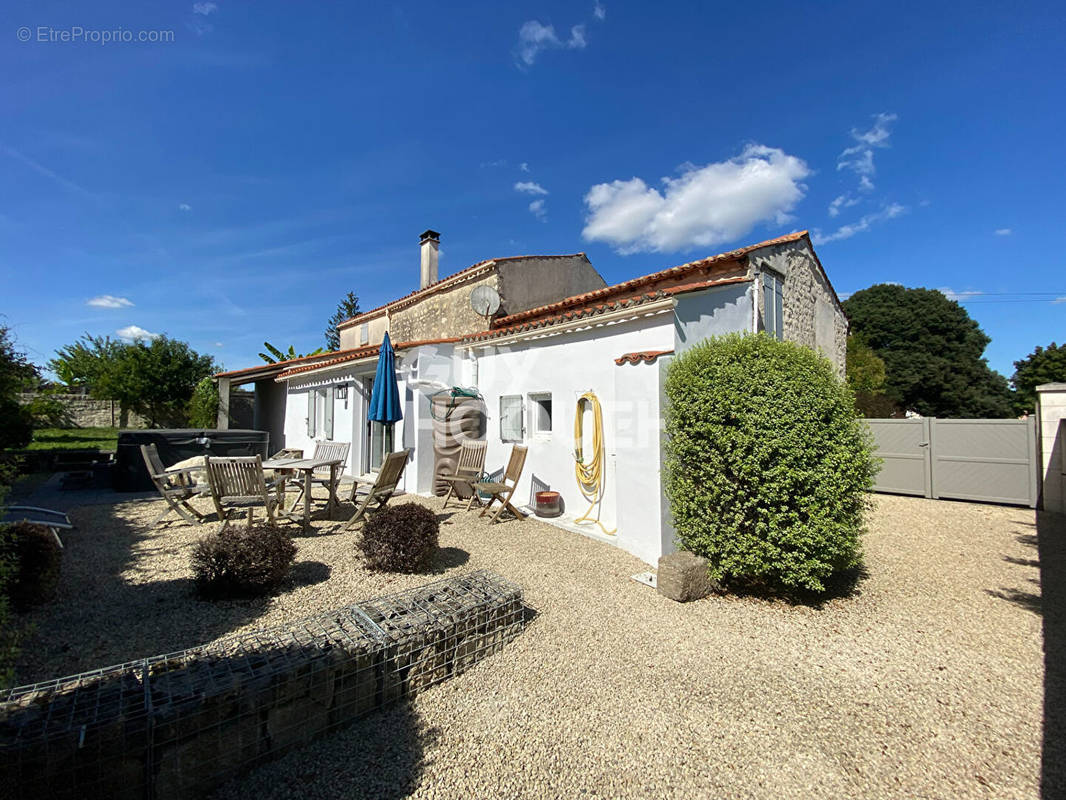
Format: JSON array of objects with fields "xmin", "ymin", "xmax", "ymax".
[{"xmin": 261, "ymin": 456, "xmax": 344, "ymax": 526}]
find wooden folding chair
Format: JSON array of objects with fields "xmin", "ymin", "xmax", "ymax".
[
  {"xmin": 287, "ymin": 441, "xmax": 351, "ymax": 508},
  {"xmin": 440, "ymin": 440, "xmax": 488, "ymax": 511},
  {"xmin": 204, "ymin": 455, "xmax": 278, "ymax": 531},
  {"xmin": 141, "ymin": 443, "xmax": 209, "ymax": 527},
  {"xmin": 475, "ymin": 445, "xmax": 528, "ymax": 524},
  {"xmin": 343, "ymin": 449, "xmax": 411, "ymax": 530}
]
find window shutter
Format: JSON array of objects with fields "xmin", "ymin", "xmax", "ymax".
[
  {"xmin": 500, "ymin": 396, "xmax": 523, "ymax": 442},
  {"xmin": 307, "ymin": 390, "xmax": 316, "ymax": 437},
  {"xmin": 773, "ymin": 277, "xmax": 784, "ymax": 341},
  {"xmin": 324, "ymin": 386, "xmax": 335, "ymax": 439}
]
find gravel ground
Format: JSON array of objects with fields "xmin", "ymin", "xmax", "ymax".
[{"xmin": 10, "ymin": 491, "xmax": 1057, "ymax": 799}]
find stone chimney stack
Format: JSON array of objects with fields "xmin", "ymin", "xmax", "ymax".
[{"xmin": 419, "ymin": 229, "xmax": 440, "ymax": 289}]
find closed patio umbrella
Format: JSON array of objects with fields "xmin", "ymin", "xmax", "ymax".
[{"xmin": 368, "ymin": 332, "xmax": 403, "ymax": 424}]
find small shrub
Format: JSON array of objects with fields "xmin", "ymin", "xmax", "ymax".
[
  {"xmin": 359, "ymin": 503, "xmax": 440, "ymax": 573},
  {"xmin": 191, "ymin": 524, "xmax": 297, "ymax": 597},
  {"xmin": 1, "ymin": 522, "xmax": 63, "ymax": 610},
  {"xmin": 663, "ymin": 333, "xmax": 878, "ymax": 594}
]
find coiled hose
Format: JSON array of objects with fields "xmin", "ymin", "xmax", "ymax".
[{"xmin": 574, "ymin": 391, "xmax": 616, "ymax": 535}]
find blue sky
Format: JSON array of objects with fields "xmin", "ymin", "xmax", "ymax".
[{"xmin": 2, "ymin": 1, "xmax": 1063, "ymax": 378}]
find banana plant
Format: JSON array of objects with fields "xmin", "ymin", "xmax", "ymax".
[{"xmin": 258, "ymin": 342, "xmax": 325, "ymax": 364}]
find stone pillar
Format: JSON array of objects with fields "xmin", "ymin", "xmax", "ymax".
[
  {"xmin": 217, "ymin": 377, "xmax": 231, "ymax": 431},
  {"xmin": 1037, "ymin": 383, "xmax": 1066, "ymax": 513}
]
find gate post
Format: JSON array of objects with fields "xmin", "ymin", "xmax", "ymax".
[
  {"xmin": 924, "ymin": 417, "xmax": 936, "ymax": 499},
  {"xmin": 1037, "ymin": 384, "xmax": 1066, "ymax": 513}
]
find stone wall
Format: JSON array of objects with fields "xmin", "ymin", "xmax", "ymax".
[
  {"xmin": 748, "ymin": 240, "xmax": 848, "ymax": 376},
  {"xmin": 17, "ymin": 393, "xmax": 148, "ymax": 429},
  {"xmin": 0, "ymin": 571, "xmax": 527, "ymax": 800},
  {"xmin": 390, "ymin": 272, "xmax": 503, "ymax": 344}
]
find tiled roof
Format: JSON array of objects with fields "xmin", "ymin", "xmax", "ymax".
[
  {"xmin": 275, "ymin": 337, "xmax": 462, "ymax": 380},
  {"xmin": 614, "ymin": 350, "xmax": 674, "ymax": 365},
  {"xmin": 461, "ymin": 276, "xmax": 751, "ymax": 344},
  {"xmin": 215, "ymin": 349, "xmax": 355, "ymax": 380},
  {"xmin": 337, "ymin": 253, "xmax": 589, "ymax": 329},
  {"xmin": 491, "ymin": 231, "xmax": 807, "ymax": 329}
]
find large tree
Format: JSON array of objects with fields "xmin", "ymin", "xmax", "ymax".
[
  {"xmin": 1011, "ymin": 342, "xmax": 1066, "ymax": 415},
  {"xmin": 50, "ymin": 334, "xmax": 217, "ymax": 427},
  {"xmin": 0, "ymin": 326, "xmax": 36, "ymax": 450},
  {"xmin": 843, "ymin": 284, "xmax": 1013, "ymax": 418},
  {"xmin": 325, "ymin": 291, "xmax": 361, "ymax": 351},
  {"xmin": 845, "ymin": 333, "xmax": 896, "ymax": 417}
]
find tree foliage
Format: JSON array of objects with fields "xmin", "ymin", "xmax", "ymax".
[
  {"xmin": 843, "ymin": 284, "xmax": 1013, "ymax": 418},
  {"xmin": 663, "ymin": 333, "xmax": 877, "ymax": 594},
  {"xmin": 0, "ymin": 326, "xmax": 37, "ymax": 450},
  {"xmin": 50, "ymin": 334, "xmax": 217, "ymax": 428},
  {"xmin": 258, "ymin": 342, "xmax": 325, "ymax": 364},
  {"xmin": 325, "ymin": 291, "xmax": 361, "ymax": 351},
  {"xmin": 845, "ymin": 334, "xmax": 896, "ymax": 417},
  {"xmin": 187, "ymin": 376, "xmax": 223, "ymax": 428},
  {"xmin": 1012, "ymin": 342, "xmax": 1066, "ymax": 415}
]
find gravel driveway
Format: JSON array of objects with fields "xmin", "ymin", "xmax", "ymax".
[{"xmin": 11, "ymin": 491, "xmax": 1059, "ymax": 799}]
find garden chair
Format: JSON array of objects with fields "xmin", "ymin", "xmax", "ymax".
[
  {"xmin": 286, "ymin": 441, "xmax": 351, "ymax": 508},
  {"xmin": 343, "ymin": 449, "xmax": 411, "ymax": 530},
  {"xmin": 475, "ymin": 445, "xmax": 528, "ymax": 524},
  {"xmin": 204, "ymin": 455, "xmax": 278, "ymax": 530},
  {"xmin": 1, "ymin": 506, "xmax": 72, "ymax": 549},
  {"xmin": 440, "ymin": 440, "xmax": 488, "ymax": 511},
  {"xmin": 141, "ymin": 443, "xmax": 209, "ymax": 527}
]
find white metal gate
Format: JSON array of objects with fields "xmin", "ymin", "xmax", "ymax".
[{"xmin": 867, "ymin": 417, "xmax": 1038, "ymax": 508}]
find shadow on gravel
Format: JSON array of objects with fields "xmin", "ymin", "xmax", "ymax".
[
  {"xmin": 428, "ymin": 546, "xmax": 470, "ymax": 574},
  {"xmin": 210, "ymin": 700, "xmax": 438, "ymax": 800},
  {"xmin": 722, "ymin": 564, "xmax": 870, "ymax": 609},
  {"xmin": 289, "ymin": 560, "xmax": 332, "ymax": 587},
  {"xmin": 1035, "ymin": 510, "xmax": 1066, "ymax": 800}
]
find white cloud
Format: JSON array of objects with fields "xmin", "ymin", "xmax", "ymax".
[
  {"xmin": 837, "ymin": 113, "xmax": 897, "ymax": 187},
  {"xmin": 178, "ymin": 203, "xmax": 192, "ymax": 212},
  {"xmin": 480, "ymin": 159, "xmax": 507, "ymax": 168},
  {"xmin": 214, "ymin": 341, "xmax": 224, "ymax": 347},
  {"xmin": 515, "ymin": 20, "xmax": 587, "ymax": 67},
  {"xmin": 117, "ymin": 325, "xmax": 161, "ymax": 342},
  {"xmin": 812, "ymin": 203, "xmax": 907, "ymax": 245},
  {"xmin": 529, "ymin": 199, "xmax": 548, "ymax": 221},
  {"xmin": 995, "ymin": 228, "xmax": 1012, "ymax": 236},
  {"xmin": 582, "ymin": 145, "xmax": 810, "ymax": 254},
  {"xmin": 594, "ymin": 1, "xmax": 607, "ymax": 20},
  {"xmin": 828, "ymin": 193, "xmax": 860, "ymax": 217},
  {"xmin": 87, "ymin": 295, "xmax": 134, "ymax": 309},
  {"xmin": 519, "ymin": 162, "xmax": 530, "ymax": 173},
  {"xmin": 937, "ymin": 287, "xmax": 983, "ymax": 302},
  {"xmin": 514, "ymin": 181, "xmax": 548, "ymax": 196},
  {"xmin": 192, "ymin": 2, "xmax": 218, "ymax": 14},
  {"xmin": 1053, "ymin": 296, "xmax": 1066, "ymax": 304}
]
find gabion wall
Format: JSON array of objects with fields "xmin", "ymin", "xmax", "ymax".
[{"xmin": 0, "ymin": 570, "xmax": 527, "ymax": 800}]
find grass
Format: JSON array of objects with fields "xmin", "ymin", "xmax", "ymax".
[{"xmin": 22, "ymin": 428, "xmax": 119, "ymax": 452}]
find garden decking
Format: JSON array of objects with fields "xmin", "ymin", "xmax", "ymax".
[{"xmin": 9, "ymin": 489, "xmax": 1060, "ymax": 799}]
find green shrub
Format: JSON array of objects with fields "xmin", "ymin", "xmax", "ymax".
[
  {"xmin": 1, "ymin": 522, "xmax": 63, "ymax": 610},
  {"xmin": 663, "ymin": 333, "xmax": 878, "ymax": 594},
  {"xmin": 359, "ymin": 503, "xmax": 440, "ymax": 572},
  {"xmin": 191, "ymin": 524, "xmax": 297, "ymax": 597}
]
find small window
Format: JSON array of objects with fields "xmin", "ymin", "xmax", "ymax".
[
  {"xmin": 359, "ymin": 323, "xmax": 369, "ymax": 345},
  {"xmin": 529, "ymin": 393, "xmax": 552, "ymax": 436},
  {"xmin": 500, "ymin": 395, "xmax": 523, "ymax": 442},
  {"xmin": 762, "ymin": 270, "xmax": 784, "ymax": 340}
]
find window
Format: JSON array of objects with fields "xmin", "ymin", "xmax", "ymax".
[
  {"xmin": 529, "ymin": 393, "xmax": 552, "ymax": 436},
  {"xmin": 762, "ymin": 270, "xmax": 784, "ymax": 340},
  {"xmin": 500, "ymin": 395, "xmax": 523, "ymax": 442},
  {"xmin": 359, "ymin": 323, "xmax": 369, "ymax": 345},
  {"xmin": 306, "ymin": 386, "xmax": 334, "ymax": 438}
]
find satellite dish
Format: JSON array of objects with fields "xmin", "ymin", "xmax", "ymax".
[{"xmin": 470, "ymin": 285, "xmax": 501, "ymax": 318}]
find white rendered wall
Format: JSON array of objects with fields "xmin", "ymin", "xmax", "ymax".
[
  {"xmin": 1037, "ymin": 384, "xmax": 1066, "ymax": 513},
  {"xmin": 470, "ymin": 314, "xmax": 675, "ymax": 565}
]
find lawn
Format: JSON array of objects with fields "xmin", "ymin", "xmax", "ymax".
[
  {"xmin": 20, "ymin": 427, "xmax": 118, "ymax": 451},
  {"xmin": 8, "ymin": 489, "xmax": 1056, "ymax": 799}
]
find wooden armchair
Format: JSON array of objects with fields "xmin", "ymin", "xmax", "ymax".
[
  {"xmin": 475, "ymin": 445, "xmax": 528, "ymax": 524},
  {"xmin": 141, "ymin": 443, "xmax": 209, "ymax": 527},
  {"xmin": 204, "ymin": 455, "xmax": 278, "ymax": 530},
  {"xmin": 440, "ymin": 440, "xmax": 488, "ymax": 511},
  {"xmin": 287, "ymin": 441, "xmax": 351, "ymax": 507},
  {"xmin": 344, "ymin": 449, "xmax": 411, "ymax": 530}
]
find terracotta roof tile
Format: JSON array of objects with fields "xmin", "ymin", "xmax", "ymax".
[
  {"xmin": 275, "ymin": 336, "xmax": 462, "ymax": 380},
  {"xmin": 614, "ymin": 350, "xmax": 674, "ymax": 365}
]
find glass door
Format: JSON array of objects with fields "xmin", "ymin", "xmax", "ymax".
[{"xmin": 363, "ymin": 377, "xmax": 394, "ymax": 472}]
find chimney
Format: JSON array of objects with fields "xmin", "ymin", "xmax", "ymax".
[{"xmin": 419, "ymin": 229, "xmax": 440, "ymax": 289}]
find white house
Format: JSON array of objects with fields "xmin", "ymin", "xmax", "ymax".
[{"xmin": 215, "ymin": 229, "xmax": 848, "ymax": 565}]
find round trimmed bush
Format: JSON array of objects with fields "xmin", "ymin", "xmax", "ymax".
[
  {"xmin": 359, "ymin": 503, "xmax": 440, "ymax": 572},
  {"xmin": 191, "ymin": 523, "xmax": 297, "ymax": 597},
  {"xmin": 663, "ymin": 333, "xmax": 878, "ymax": 594},
  {"xmin": 1, "ymin": 522, "xmax": 63, "ymax": 610}
]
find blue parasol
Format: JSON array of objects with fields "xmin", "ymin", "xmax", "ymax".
[{"xmin": 368, "ymin": 332, "xmax": 403, "ymax": 423}]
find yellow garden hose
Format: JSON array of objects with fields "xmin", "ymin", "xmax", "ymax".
[{"xmin": 574, "ymin": 391, "xmax": 616, "ymax": 535}]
